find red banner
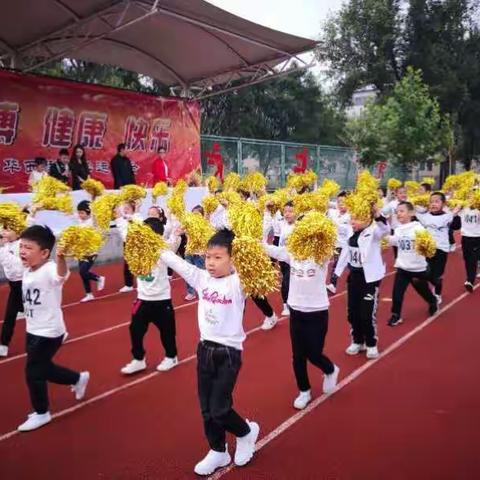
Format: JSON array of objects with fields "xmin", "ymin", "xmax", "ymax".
[{"xmin": 0, "ymin": 70, "xmax": 201, "ymax": 192}]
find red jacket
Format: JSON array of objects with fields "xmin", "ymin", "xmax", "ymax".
[{"xmin": 152, "ymin": 156, "xmax": 169, "ymax": 184}]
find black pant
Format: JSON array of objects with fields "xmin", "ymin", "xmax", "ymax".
[
  {"xmin": 330, "ymin": 248, "xmax": 342, "ymax": 286},
  {"xmin": 347, "ymin": 270, "xmax": 380, "ymax": 347},
  {"xmin": 251, "ymin": 296, "xmax": 273, "ymax": 318},
  {"xmin": 462, "ymin": 236, "xmax": 480, "ymax": 284},
  {"xmin": 427, "ymin": 250, "xmax": 448, "ymax": 295},
  {"xmin": 197, "ymin": 341, "xmax": 250, "ymax": 452},
  {"xmin": 273, "ymin": 236, "xmax": 280, "ymax": 246},
  {"xmin": 124, "ymin": 262, "xmax": 134, "ymax": 287},
  {"xmin": 130, "ymin": 299, "xmax": 177, "ymax": 359},
  {"xmin": 391, "ymin": 269, "xmax": 436, "ymax": 317},
  {"xmin": 289, "ymin": 308, "xmax": 334, "ymax": 392},
  {"xmin": 280, "ymin": 261, "xmax": 290, "ymax": 304},
  {"xmin": 25, "ymin": 333, "xmax": 80, "ymax": 414},
  {"xmin": 1, "ymin": 281, "xmax": 23, "ymax": 346},
  {"xmin": 79, "ymin": 256, "xmax": 99, "ymax": 294},
  {"xmin": 448, "ymin": 227, "xmax": 455, "ymax": 245}
]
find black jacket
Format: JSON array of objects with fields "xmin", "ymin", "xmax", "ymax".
[
  {"xmin": 49, "ymin": 160, "xmax": 69, "ymax": 184},
  {"xmin": 69, "ymin": 159, "xmax": 90, "ymax": 190},
  {"xmin": 111, "ymin": 154, "xmax": 135, "ymax": 189}
]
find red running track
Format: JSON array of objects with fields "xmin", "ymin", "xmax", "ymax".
[{"xmin": 0, "ymin": 250, "xmax": 478, "ymax": 479}]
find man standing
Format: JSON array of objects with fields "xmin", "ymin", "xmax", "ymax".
[
  {"xmin": 49, "ymin": 149, "xmax": 70, "ymax": 184},
  {"xmin": 152, "ymin": 147, "xmax": 170, "ymax": 185},
  {"xmin": 111, "ymin": 143, "xmax": 135, "ymax": 189}
]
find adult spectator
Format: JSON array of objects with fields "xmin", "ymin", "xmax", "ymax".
[
  {"xmin": 49, "ymin": 148, "xmax": 70, "ymax": 185},
  {"xmin": 69, "ymin": 144, "xmax": 90, "ymax": 190},
  {"xmin": 152, "ymin": 147, "xmax": 170, "ymax": 185},
  {"xmin": 111, "ymin": 143, "xmax": 135, "ymax": 189},
  {"xmin": 28, "ymin": 157, "xmax": 48, "ymax": 187}
]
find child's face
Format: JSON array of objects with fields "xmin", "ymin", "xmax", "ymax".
[
  {"xmin": 192, "ymin": 207, "xmax": 203, "ymax": 216},
  {"xmin": 351, "ymin": 217, "xmax": 369, "ymax": 232},
  {"xmin": 60, "ymin": 154, "xmax": 69, "ymax": 164},
  {"xmin": 283, "ymin": 206, "xmax": 296, "ymax": 224},
  {"xmin": 205, "ymin": 245, "xmax": 232, "ymax": 278},
  {"xmin": 419, "ymin": 185, "xmax": 428, "ymax": 194},
  {"xmin": 19, "ymin": 239, "xmax": 50, "ymax": 269},
  {"xmin": 396, "ymin": 187, "xmax": 408, "ymax": 202},
  {"xmin": 77, "ymin": 210, "xmax": 90, "ymax": 221},
  {"xmin": 36, "ymin": 163, "xmax": 47, "ymax": 172},
  {"xmin": 396, "ymin": 204, "xmax": 413, "ymax": 224},
  {"xmin": 122, "ymin": 203, "xmax": 134, "ymax": 216},
  {"xmin": 337, "ymin": 197, "xmax": 347, "ymax": 214},
  {"xmin": 1, "ymin": 228, "xmax": 18, "ymax": 242},
  {"xmin": 377, "ymin": 188, "xmax": 384, "ymax": 198},
  {"xmin": 148, "ymin": 207, "xmax": 160, "ymax": 219},
  {"xmin": 429, "ymin": 195, "xmax": 445, "ymax": 213}
]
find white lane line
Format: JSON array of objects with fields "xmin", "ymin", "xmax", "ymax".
[{"xmin": 208, "ymin": 284, "xmax": 479, "ymax": 480}]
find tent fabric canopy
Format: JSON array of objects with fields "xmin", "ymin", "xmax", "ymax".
[{"xmin": 0, "ymin": 0, "xmax": 317, "ymax": 96}]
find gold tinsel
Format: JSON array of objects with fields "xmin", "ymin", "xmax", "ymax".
[
  {"xmin": 181, "ymin": 212, "xmax": 215, "ymax": 254},
  {"xmin": 91, "ymin": 193, "xmax": 121, "ymax": 231},
  {"xmin": 124, "ymin": 220, "xmax": 168, "ymax": 276},
  {"xmin": 57, "ymin": 225, "xmax": 103, "ymax": 260},
  {"xmin": 152, "ymin": 182, "xmax": 169, "ymax": 201},
  {"xmin": 415, "ymin": 229, "xmax": 436, "ymax": 258},
  {"xmin": 318, "ymin": 179, "xmax": 340, "ymax": 198},
  {"xmin": 40, "ymin": 195, "xmax": 73, "ymax": 214},
  {"xmin": 201, "ymin": 195, "xmax": 220, "ymax": 216},
  {"xmin": 345, "ymin": 193, "xmax": 373, "ymax": 223},
  {"xmin": 32, "ymin": 176, "xmax": 70, "ymax": 200},
  {"xmin": 232, "ymin": 236, "xmax": 278, "ymax": 298},
  {"xmin": 292, "ymin": 190, "xmax": 329, "ymax": 216},
  {"xmin": 443, "ymin": 171, "xmax": 476, "ymax": 193},
  {"xmin": 387, "ymin": 178, "xmax": 402, "ymax": 191},
  {"xmin": 405, "ymin": 181, "xmax": 420, "ymax": 197},
  {"xmin": 286, "ymin": 211, "xmax": 336, "ymax": 264},
  {"xmin": 0, "ymin": 203, "xmax": 27, "ymax": 234},
  {"xmin": 227, "ymin": 201, "xmax": 263, "ymax": 239},
  {"xmin": 166, "ymin": 180, "xmax": 187, "ymax": 220},
  {"xmin": 286, "ymin": 170, "xmax": 317, "ymax": 192},
  {"xmin": 206, "ymin": 176, "xmax": 221, "ymax": 194},
  {"xmin": 81, "ymin": 178, "xmax": 105, "ymax": 199},
  {"xmin": 239, "ymin": 171, "xmax": 268, "ymax": 195},
  {"xmin": 223, "ymin": 172, "xmax": 241, "ymax": 192},
  {"xmin": 269, "ymin": 188, "xmax": 291, "ymax": 212},
  {"xmin": 410, "ymin": 194, "xmax": 430, "ymax": 208},
  {"xmin": 422, "ymin": 177, "xmax": 435, "ymax": 186},
  {"xmin": 119, "ymin": 184, "xmax": 147, "ymax": 202},
  {"xmin": 186, "ymin": 169, "xmax": 202, "ymax": 187},
  {"xmin": 217, "ymin": 190, "xmax": 242, "ymax": 206},
  {"xmin": 447, "ymin": 197, "xmax": 469, "ymax": 209},
  {"xmin": 470, "ymin": 190, "xmax": 480, "ymax": 210}
]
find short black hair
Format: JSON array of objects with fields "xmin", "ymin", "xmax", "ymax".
[
  {"xmin": 284, "ymin": 200, "xmax": 294, "ymax": 208},
  {"xmin": 35, "ymin": 157, "xmax": 47, "ymax": 166},
  {"xmin": 337, "ymin": 190, "xmax": 348, "ymax": 198},
  {"xmin": 117, "ymin": 143, "xmax": 126, "ymax": 152},
  {"xmin": 398, "ymin": 201, "xmax": 414, "ymax": 211},
  {"xmin": 144, "ymin": 217, "xmax": 164, "ymax": 236},
  {"xmin": 20, "ymin": 225, "xmax": 55, "ymax": 254},
  {"xmin": 298, "ymin": 186, "xmax": 311, "ymax": 194},
  {"xmin": 59, "ymin": 148, "xmax": 69, "ymax": 156},
  {"xmin": 421, "ymin": 183, "xmax": 433, "ymax": 192},
  {"xmin": 431, "ymin": 191, "xmax": 446, "ymax": 203},
  {"xmin": 207, "ymin": 229, "xmax": 235, "ymax": 255},
  {"xmin": 192, "ymin": 205, "xmax": 204, "ymax": 216},
  {"xmin": 239, "ymin": 190, "xmax": 250, "ymax": 200},
  {"xmin": 77, "ymin": 200, "xmax": 91, "ymax": 214},
  {"xmin": 377, "ymin": 187, "xmax": 386, "ymax": 196}
]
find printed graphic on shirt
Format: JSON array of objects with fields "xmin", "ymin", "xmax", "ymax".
[
  {"xmin": 138, "ymin": 273, "xmax": 155, "ymax": 282},
  {"xmin": 290, "ymin": 266, "xmax": 316, "ymax": 278},
  {"xmin": 201, "ymin": 288, "xmax": 233, "ymax": 305},
  {"xmin": 465, "ymin": 213, "xmax": 479, "ymax": 224},
  {"xmin": 398, "ymin": 237, "xmax": 416, "ymax": 252},
  {"xmin": 349, "ymin": 246, "xmax": 363, "ymax": 268},
  {"xmin": 23, "ymin": 287, "xmax": 42, "ymax": 318}
]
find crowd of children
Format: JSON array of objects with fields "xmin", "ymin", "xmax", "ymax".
[{"xmin": 0, "ymin": 170, "xmax": 479, "ymax": 476}]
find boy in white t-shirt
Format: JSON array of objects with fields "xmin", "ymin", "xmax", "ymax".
[
  {"xmin": 17, "ymin": 225, "xmax": 89, "ymax": 432},
  {"xmin": 28, "ymin": 157, "xmax": 48, "ymax": 187}
]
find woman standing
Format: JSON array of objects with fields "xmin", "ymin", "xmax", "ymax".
[{"xmin": 69, "ymin": 144, "xmax": 90, "ymax": 190}]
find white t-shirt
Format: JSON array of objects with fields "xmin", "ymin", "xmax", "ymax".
[
  {"xmin": 160, "ymin": 250, "xmax": 246, "ymax": 350},
  {"xmin": 416, "ymin": 210, "xmax": 453, "ymax": 253},
  {"xmin": 262, "ymin": 212, "xmax": 273, "ymax": 242},
  {"xmin": 23, "ymin": 261, "xmax": 69, "ymax": 338},
  {"xmin": 459, "ymin": 208, "xmax": 480, "ymax": 237},
  {"xmin": 390, "ymin": 221, "xmax": 428, "ymax": 272},
  {"xmin": 137, "ymin": 261, "xmax": 171, "ymax": 301},
  {"xmin": 272, "ymin": 211, "xmax": 283, "ymax": 237},
  {"xmin": 328, "ymin": 209, "xmax": 352, "ymax": 249},
  {"xmin": 116, "ymin": 213, "xmax": 144, "ymax": 242},
  {"xmin": 28, "ymin": 170, "xmax": 48, "ymax": 187},
  {"xmin": 265, "ymin": 245, "xmax": 329, "ymax": 312},
  {"xmin": 381, "ymin": 199, "xmax": 400, "ymax": 229},
  {"xmin": 0, "ymin": 239, "xmax": 24, "ymax": 281},
  {"xmin": 279, "ymin": 221, "xmax": 294, "ymax": 247}
]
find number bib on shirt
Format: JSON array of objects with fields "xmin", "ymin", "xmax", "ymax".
[
  {"xmin": 398, "ymin": 237, "xmax": 415, "ymax": 252},
  {"xmin": 349, "ymin": 246, "xmax": 362, "ymax": 268}
]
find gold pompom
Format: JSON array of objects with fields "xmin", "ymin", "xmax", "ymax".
[
  {"xmin": 227, "ymin": 201, "xmax": 263, "ymax": 239},
  {"xmin": 119, "ymin": 185, "xmax": 147, "ymax": 202},
  {"xmin": 91, "ymin": 193, "xmax": 121, "ymax": 231},
  {"xmin": 124, "ymin": 220, "xmax": 168, "ymax": 276},
  {"xmin": 206, "ymin": 176, "xmax": 221, "ymax": 194},
  {"xmin": 202, "ymin": 195, "xmax": 220, "ymax": 216},
  {"xmin": 387, "ymin": 178, "xmax": 402, "ymax": 190},
  {"xmin": 81, "ymin": 178, "xmax": 105, "ymax": 199},
  {"xmin": 166, "ymin": 180, "xmax": 187, "ymax": 220},
  {"xmin": 422, "ymin": 177, "xmax": 435, "ymax": 186},
  {"xmin": 232, "ymin": 236, "xmax": 278, "ymax": 297},
  {"xmin": 181, "ymin": 212, "xmax": 215, "ymax": 254},
  {"xmin": 32, "ymin": 176, "xmax": 70, "ymax": 200},
  {"xmin": 410, "ymin": 194, "xmax": 430, "ymax": 208},
  {"xmin": 405, "ymin": 181, "xmax": 420, "ymax": 197},
  {"xmin": 152, "ymin": 182, "xmax": 169, "ymax": 201},
  {"xmin": 57, "ymin": 225, "xmax": 103, "ymax": 260},
  {"xmin": 239, "ymin": 171, "xmax": 268, "ymax": 195},
  {"xmin": 286, "ymin": 211, "xmax": 337, "ymax": 264},
  {"xmin": 345, "ymin": 193, "xmax": 373, "ymax": 223},
  {"xmin": 415, "ymin": 229, "xmax": 436, "ymax": 258},
  {"xmin": 217, "ymin": 190, "xmax": 242, "ymax": 206},
  {"xmin": 0, "ymin": 203, "xmax": 27, "ymax": 234},
  {"xmin": 318, "ymin": 179, "xmax": 340, "ymax": 198},
  {"xmin": 470, "ymin": 190, "xmax": 480, "ymax": 210},
  {"xmin": 223, "ymin": 172, "xmax": 241, "ymax": 192},
  {"xmin": 269, "ymin": 188, "xmax": 291, "ymax": 212},
  {"xmin": 40, "ymin": 195, "xmax": 73, "ymax": 214},
  {"xmin": 286, "ymin": 170, "xmax": 317, "ymax": 192}
]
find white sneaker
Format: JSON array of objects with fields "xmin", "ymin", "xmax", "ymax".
[
  {"xmin": 194, "ymin": 446, "xmax": 231, "ymax": 476},
  {"xmin": 96, "ymin": 276, "xmax": 106, "ymax": 291},
  {"xmin": 80, "ymin": 293, "xmax": 94, "ymax": 303},
  {"xmin": 157, "ymin": 356, "xmax": 178, "ymax": 372},
  {"xmin": 184, "ymin": 293, "xmax": 196, "ymax": 301},
  {"xmin": 435, "ymin": 294, "xmax": 443, "ymax": 306},
  {"xmin": 72, "ymin": 371, "xmax": 90, "ymax": 400},
  {"xmin": 0, "ymin": 345, "xmax": 8, "ymax": 357},
  {"xmin": 293, "ymin": 390, "xmax": 312, "ymax": 410},
  {"xmin": 366, "ymin": 346, "xmax": 379, "ymax": 359},
  {"xmin": 323, "ymin": 365, "xmax": 340, "ymax": 394},
  {"xmin": 345, "ymin": 343, "xmax": 365, "ymax": 355},
  {"xmin": 326, "ymin": 283, "xmax": 337, "ymax": 294},
  {"xmin": 234, "ymin": 420, "xmax": 260, "ymax": 466},
  {"xmin": 62, "ymin": 332, "xmax": 69, "ymax": 344},
  {"xmin": 261, "ymin": 314, "xmax": 278, "ymax": 331},
  {"xmin": 281, "ymin": 304, "xmax": 290, "ymax": 316},
  {"xmin": 17, "ymin": 412, "xmax": 52, "ymax": 432},
  {"xmin": 118, "ymin": 286, "xmax": 134, "ymax": 293},
  {"xmin": 121, "ymin": 358, "xmax": 147, "ymax": 375}
]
